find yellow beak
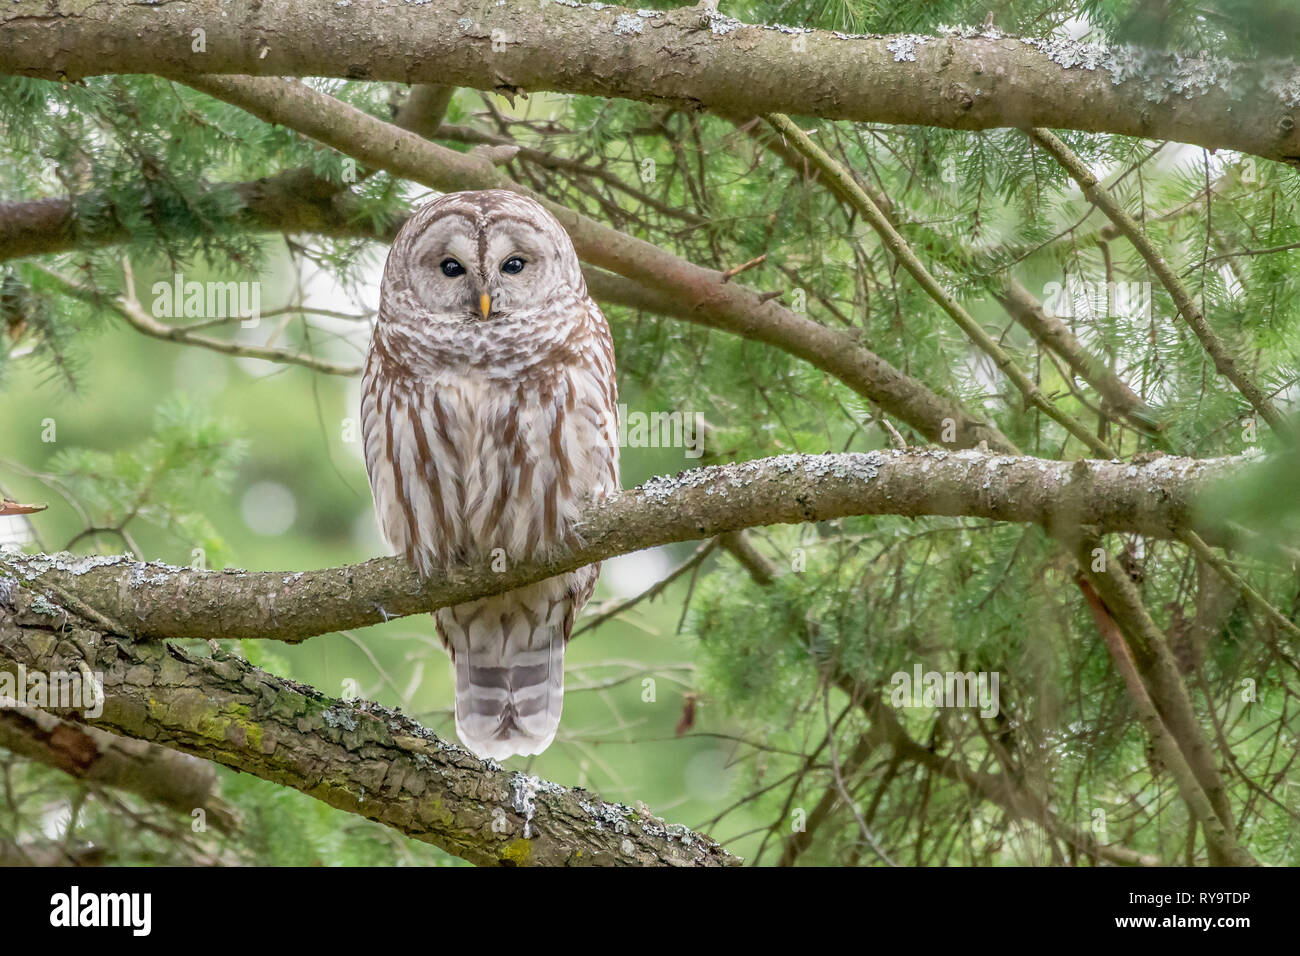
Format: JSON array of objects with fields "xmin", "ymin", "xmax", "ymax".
[{"xmin": 479, "ymin": 293, "xmax": 492, "ymax": 319}]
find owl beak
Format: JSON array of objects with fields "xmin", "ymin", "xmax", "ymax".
[{"xmin": 479, "ymin": 292, "xmax": 492, "ymax": 319}]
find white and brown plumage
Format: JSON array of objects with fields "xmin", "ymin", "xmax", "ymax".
[{"xmin": 361, "ymin": 190, "xmax": 619, "ymax": 761}]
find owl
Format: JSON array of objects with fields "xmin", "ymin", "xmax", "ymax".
[{"xmin": 361, "ymin": 190, "xmax": 620, "ymax": 761}]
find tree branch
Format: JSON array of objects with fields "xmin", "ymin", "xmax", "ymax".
[
  {"xmin": 735, "ymin": 113, "xmax": 1164, "ymax": 442},
  {"xmin": 2, "ymin": 1, "xmax": 1299, "ymax": 163},
  {"xmin": 0, "ymin": 450, "xmax": 1246, "ymax": 645},
  {"xmin": 1028, "ymin": 127, "xmax": 1295, "ymax": 441},
  {"xmin": 0, "ymin": 170, "xmax": 400, "ymax": 263},
  {"xmin": 866, "ymin": 698, "xmax": 1164, "ymax": 866},
  {"xmin": 765, "ymin": 112, "xmax": 1115, "ymax": 458},
  {"xmin": 1075, "ymin": 574, "xmax": 1257, "ymax": 866},
  {"xmin": 992, "ymin": 277, "xmax": 1164, "ymax": 437},
  {"xmin": 38, "ymin": 265, "xmax": 363, "ymax": 377},
  {"xmin": 179, "ymin": 73, "xmax": 1016, "ymax": 453},
  {"xmin": 0, "ymin": 707, "xmax": 240, "ymax": 833},
  {"xmin": 0, "ymin": 580, "xmax": 737, "ymax": 867}
]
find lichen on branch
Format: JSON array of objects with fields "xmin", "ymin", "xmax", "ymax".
[
  {"xmin": 0, "ymin": 449, "xmax": 1246, "ymax": 646},
  {"xmin": 1, "ymin": 0, "xmax": 1298, "ymax": 162},
  {"xmin": 0, "ymin": 576, "xmax": 737, "ymax": 867}
]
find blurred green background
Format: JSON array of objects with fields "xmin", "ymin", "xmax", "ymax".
[{"xmin": 0, "ymin": 244, "xmax": 762, "ymax": 865}]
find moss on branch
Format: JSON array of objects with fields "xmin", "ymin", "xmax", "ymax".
[{"xmin": 0, "ymin": 579, "xmax": 738, "ymax": 867}]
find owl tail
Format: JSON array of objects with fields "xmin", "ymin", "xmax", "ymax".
[{"xmin": 440, "ymin": 594, "xmax": 567, "ymax": 762}]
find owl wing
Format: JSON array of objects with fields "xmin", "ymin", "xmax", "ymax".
[{"xmin": 360, "ymin": 343, "xmax": 412, "ymax": 563}]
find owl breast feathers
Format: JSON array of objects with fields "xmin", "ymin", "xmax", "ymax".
[{"xmin": 361, "ymin": 190, "xmax": 619, "ymax": 761}]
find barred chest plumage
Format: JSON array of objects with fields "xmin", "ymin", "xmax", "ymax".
[{"xmin": 362, "ymin": 341, "xmax": 619, "ymax": 578}]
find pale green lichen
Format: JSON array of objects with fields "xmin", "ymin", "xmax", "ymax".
[
  {"xmin": 636, "ymin": 452, "xmax": 883, "ymax": 505},
  {"xmin": 578, "ymin": 798, "xmax": 632, "ymax": 834},
  {"xmin": 707, "ymin": 13, "xmax": 742, "ymax": 36},
  {"xmin": 613, "ymin": 13, "xmax": 642, "ymax": 35},
  {"xmin": 2, "ymin": 551, "xmax": 132, "ymax": 577},
  {"xmin": 29, "ymin": 594, "xmax": 64, "ymax": 617},
  {"xmin": 1018, "ymin": 35, "xmax": 1276, "ymax": 103},
  {"xmin": 887, "ymin": 35, "xmax": 928, "ymax": 62},
  {"xmin": 322, "ymin": 706, "xmax": 358, "ymax": 732}
]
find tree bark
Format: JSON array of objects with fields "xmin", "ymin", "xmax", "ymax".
[
  {"xmin": 2, "ymin": 1, "xmax": 1298, "ymax": 164},
  {"xmin": 0, "ymin": 449, "xmax": 1243, "ymax": 646},
  {"xmin": 0, "ymin": 580, "xmax": 738, "ymax": 867},
  {"xmin": 0, "ymin": 707, "xmax": 240, "ymax": 833}
]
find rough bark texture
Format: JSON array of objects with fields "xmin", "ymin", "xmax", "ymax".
[
  {"xmin": 0, "ymin": 450, "xmax": 1245, "ymax": 645},
  {"xmin": 0, "ymin": 707, "xmax": 239, "ymax": 832},
  {"xmin": 0, "ymin": 580, "xmax": 737, "ymax": 867},
  {"xmin": 2, "ymin": 1, "xmax": 1299, "ymax": 164}
]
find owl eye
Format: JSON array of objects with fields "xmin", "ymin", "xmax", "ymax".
[
  {"xmin": 501, "ymin": 256, "xmax": 526, "ymax": 275},
  {"xmin": 440, "ymin": 258, "xmax": 466, "ymax": 278}
]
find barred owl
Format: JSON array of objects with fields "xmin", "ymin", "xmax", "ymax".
[{"xmin": 361, "ymin": 190, "xmax": 619, "ymax": 761}]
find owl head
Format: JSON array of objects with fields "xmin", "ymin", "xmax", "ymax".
[{"xmin": 381, "ymin": 189, "xmax": 585, "ymax": 327}]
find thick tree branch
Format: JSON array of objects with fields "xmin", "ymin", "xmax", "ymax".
[
  {"xmin": 1076, "ymin": 575, "xmax": 1257, "ymax": 866},
  {"xmin": 0, "ymin": 170, "xmax": 400, "ymax": 263},
  {"xmin": 2, "ymin": 1, "xmax": 1300, "ymax": 164},
  {"xmin": 1078, "ymin": 535, "xmax": 1242, "ymax": 852},
  {"xmin": 0, "ymin": 581, "xmax": 737, "ymax": 867},
  {"xmin": 0, "ymin": 450, "xmax": 1246, "ymax": 645},
  {"xmin": 0, "ymin": 707, "xmax": 240, "ymax": 833}
]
